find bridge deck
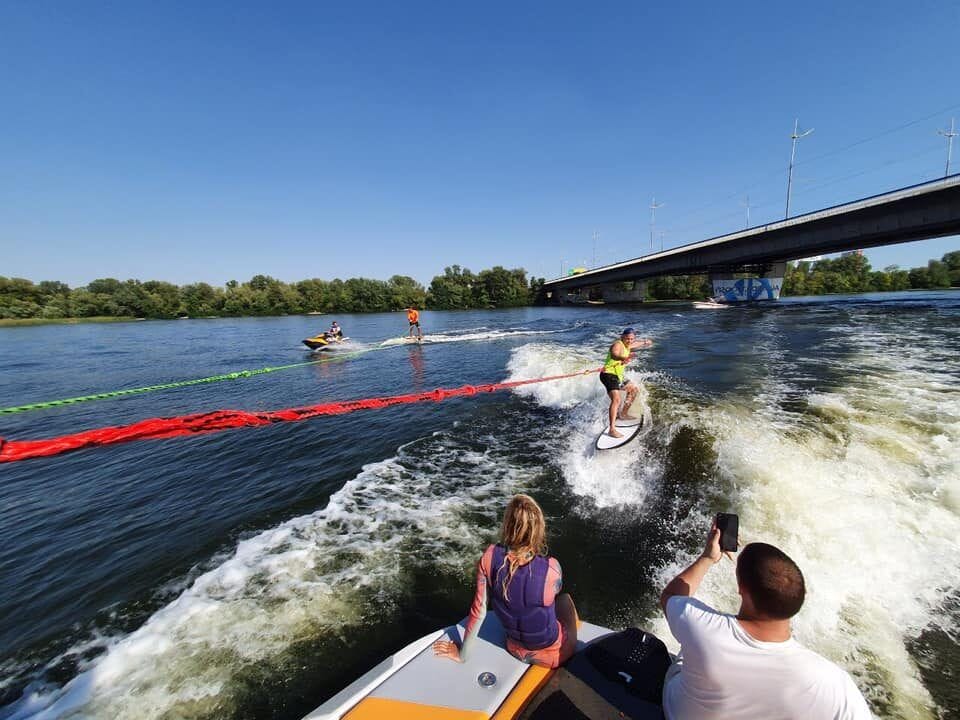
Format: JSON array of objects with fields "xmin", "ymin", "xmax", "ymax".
[{"xmin": 545, "ymin": 174, "xmax": 960, "ymax": 290}]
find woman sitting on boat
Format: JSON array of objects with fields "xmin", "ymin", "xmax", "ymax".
[{"xmin": 433, "ymin": 494, "xmax": 579, "ymax": 668}]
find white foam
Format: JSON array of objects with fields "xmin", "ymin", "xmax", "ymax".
[
  {"xmin": 506, "ymin": 340, "xmax": 659, "ymax": 508},
  {"xmin": 507, "ymin": 320, "xmax": 960, "ymax": 716},
  {"xmin": 643, "ymin": 323, "xmax": 960, "ymax": 718},
  {"xmin": 379, "ymin": 327, "xmax": 567, "ymax": 347},
  {"xmin": 4, "ymin": 437, "xmax": 532, "ymax": 720}
]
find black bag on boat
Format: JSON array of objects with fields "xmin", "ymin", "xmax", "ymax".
[
  {"xmin": 581, "ymin": 627, "xmax": 671, "ymax": 703},
  {"xmin": 519, "ymin": 628, "xmax": 670, "ymax": 720}
]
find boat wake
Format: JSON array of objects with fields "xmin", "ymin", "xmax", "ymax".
[
  {"xmin": 504, "ymin": 318, "xmax": 960, "ymax": 720},
  {"xmin": 0, "ymin": 424, "xmax": 541, "ymax": 720},
  {"xmin": 378, "ymin": 327, "xmax": 570, "ymax": 347}
]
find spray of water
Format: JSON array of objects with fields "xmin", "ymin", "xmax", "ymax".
[{"xmin": 505, "ymin": 320, "xmax": 960, "ymax": 719}]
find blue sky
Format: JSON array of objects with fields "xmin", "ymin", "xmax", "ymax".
[{"xmin": 2, "ymin": 1, "xmax": 958, "ymax": 287}]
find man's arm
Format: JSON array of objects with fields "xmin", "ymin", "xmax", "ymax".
[{"xmin": 659, "ymin": 522, "xmax": 724, "ymax": 614}]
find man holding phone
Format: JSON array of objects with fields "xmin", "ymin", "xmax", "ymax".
[{"xmin": 659, "ymin": 518, "xmax": 871, "ymax": 719}]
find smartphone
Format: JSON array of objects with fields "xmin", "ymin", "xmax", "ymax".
[{"xmin": 715, "ymin": 513, "xmax": 739, "ymax": 552}]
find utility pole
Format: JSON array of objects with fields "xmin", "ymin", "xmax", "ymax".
[
  {"xmin": 592, "ymin": 229, "xmax": 599, "ymax": 267},
  {"xmin": 650, "ymin": 197, "xmax": 664, "ymax": 252},
  {"xmin": 658, "ymin": 230, "xmax": 667, "ymax": 253},
  {"xmin": 560, "ymin": 259, "xmax": 566, "ymax": 277},
  {"xmin": 741, "ymin": 194, "xmax": 753, "ymax": 228},
  {"xmin": 938, "ymin": 117, "xmax": 957, "ymax": 177},
  {"xmin": 785, "ymin": 118, "xmax": 814, "ymax": 219}
]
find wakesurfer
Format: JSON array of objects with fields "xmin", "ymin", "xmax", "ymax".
[
  {"xmin": 600, "ymin": 327, "xmax": 653, "ymax": 438},
  {"xmin": 406, "ymin": 307, "xmax": 422, "ymax": 341}
]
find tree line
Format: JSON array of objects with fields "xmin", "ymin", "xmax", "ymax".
[
  {"xmin": 644, "ymin": 250, "xmax": 959, "ymax": 300},
  {"xmin": 1, "ymin": 251, "xmax": 955, "ymax": 320},
  {"xmin": 0, "ymin": 266, "xmax": 545, "ymax": 320},
  {"xmin": 781, "ymin": 250, "xmax": 959, "ymax": 295}
]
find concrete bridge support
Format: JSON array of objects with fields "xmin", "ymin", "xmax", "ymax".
[
  {"xmin": 710, "ymin": 262, "xmax": 787, "ymax": 302},
  {"xmin": 600, "ymin": 280, "xmax": 647, "ymax": 303}
]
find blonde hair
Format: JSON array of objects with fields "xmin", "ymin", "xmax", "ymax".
[{"xmin": 497, "ymin": 494, "xmax": 547, "ymax": 602}]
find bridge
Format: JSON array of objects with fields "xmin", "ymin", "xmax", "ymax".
[{"xmin": 543, "ymin": 174, "xmax": 960, "ymax": 303}]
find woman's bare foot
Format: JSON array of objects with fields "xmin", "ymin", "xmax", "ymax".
[{"xmin": 609, "ymin": 428, "xmax": 624, "ymax": 438}]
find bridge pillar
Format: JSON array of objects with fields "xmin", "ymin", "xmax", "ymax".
[
  {"xmin": 600, "ymin": 280, "xmax": 647, "ymax": 303},
  {"xmin": 710, "ymin": 262, "xmax": 786, "ymax": 302}
]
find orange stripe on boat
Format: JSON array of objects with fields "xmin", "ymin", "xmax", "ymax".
[
  {"xmin": 491, "ymin": 664, "xmax": 554, "ymax": 719},
  {"xmin": 344, "ymin": 697, "xmax": 488, "ymax": 719}
]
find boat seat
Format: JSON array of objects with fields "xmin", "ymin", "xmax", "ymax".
[{"xmin": 363, "ymin": 613, "xmax": 539, "ymax": 715}]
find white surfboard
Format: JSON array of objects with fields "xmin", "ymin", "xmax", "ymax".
[
  {"xmin": 596, "ymin": 422, "xmax": 643, "ymax": 450},
  {"xmin": 615, "ymin": 415, "xmax": 645, "ymax": 428}
]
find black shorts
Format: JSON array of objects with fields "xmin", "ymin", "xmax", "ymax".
[
  {"xmin": 600, "ymin": 373, "xmax": 628, "ymax": 392},
  {"xmin": 409, "ymin": 321, "xmax": 420, "ymax": 328}
]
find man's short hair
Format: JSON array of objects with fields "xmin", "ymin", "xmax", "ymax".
[{"xmin": 736, "ymin": 543, "xmax": 806, "ymax": 619}]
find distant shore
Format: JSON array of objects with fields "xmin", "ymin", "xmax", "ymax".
[{"xmin": 0, "ymin": 316, "xmax": 140, "ymax": 327}]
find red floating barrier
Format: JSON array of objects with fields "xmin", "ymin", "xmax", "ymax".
[{"xmin": 0, "ymin": 369, "xmax": 599, "ymax": 464}]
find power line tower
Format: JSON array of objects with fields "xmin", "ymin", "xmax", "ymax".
[
  {"xmin": 592, "ymin": 229, "xmax": 599, "ymax": 267},
  {"xmin": 785, "ymin": 118, "xmax": 814, "ymax": 218},
  {"xmin": 938, "ymin": 117, "xmax": 957, "ymax": 177},
  {"xmin": 650, "ymin": 197, "xmax": 664, "ymax": 252},
  {"xmin": 741, "ymin": 194, "xmax": 754, "ymax": 228}
]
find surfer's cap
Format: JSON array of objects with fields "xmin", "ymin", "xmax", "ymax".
[{"xmin": 622, "ymin": 328, "xmax": 636, "ymax": 337}]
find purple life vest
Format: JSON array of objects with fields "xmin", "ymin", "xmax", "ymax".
[{"xmin": 487, "ymin": 544, "xmax": 560, "ymax": 650}]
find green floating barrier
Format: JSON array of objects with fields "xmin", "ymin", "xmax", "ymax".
[{"xmin": 1, "ymin": 349, "xmax": 369, "ymax": 415}]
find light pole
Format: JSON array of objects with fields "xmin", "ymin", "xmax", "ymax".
[
  {"xmin": 938, "ymin": 118, "xmax": 957, "ymax": 177},
  {"xmin": 592, "ymin": 229, "xmax": 599, "ymax": 267},
  {"xmin": 741, "ymin": 194, "xmax": 753, "ymax": 228},
  {"xmin": 786, "ymin": 118, "xmax": 814, "ymax": 218},
  {"xmin": 650, "ymin": 197, "xmax": 664, "ymax": 251}
]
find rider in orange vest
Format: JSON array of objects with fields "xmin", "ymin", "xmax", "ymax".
[{"xmin": 406, "ymin": 308, "xmax": 423, "ymax": 341}]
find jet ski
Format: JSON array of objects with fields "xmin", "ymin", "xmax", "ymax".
[
  {"xmin": 303, "ymin": 334, "xmax": 349, "ymax": 350},
  {"xmin": 302, "ymin": 613, "xmax": 670, "ymax": 719}
]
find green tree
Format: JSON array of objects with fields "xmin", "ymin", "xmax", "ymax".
[
  {"xmin": 477, "ymin": 266, "xmax": 529, "ymax": 307},
  {"xmin": 180, "ymin": 283, "xmax": 224, "ymax": 317},
  {"xmin": 87, "ymin": 278, "xmax": 122, "ymax": 295},
  {"xmin": 68, "ymin": 288, "xmax": 112, "ymax": 316},
  {"xmin": 869, "ymin": 271, "xmax": 891, "ymax": 292},
  {"xmin": 890, "ymin": 270, "xmax": 911, "ymax": 290},
  {"xmin": 142, "ymin": 281, "xmax": 183, "ymax": 317},
  {"xmin": 529, "ymin": 276, "xmax": 546, "ymax": 303},
  {"xmin": 297, "ymin": 279, "xmax": 329, "ymax": 312},
  {"xmin": 926, "ymin": 260, "xmax": 951, "ymax": 288},
  {"xmin": 387, "ymin": 275, "xmax": 427, "ymax": 310},
  {"xmin": 428, "ymin": 266, "xmax": 477, "ymax": 310},
  {"xmin": 908, "ymin": 267, "xmax": 930, "ymax": 288},
  {"xmin": 942, "ymin": 251, "xmax": 960, "ymax": 286}
]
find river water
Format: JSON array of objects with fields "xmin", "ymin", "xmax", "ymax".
[{"xmin": 1, "ymin": 292, "xmax": 958, "ymax": 720}]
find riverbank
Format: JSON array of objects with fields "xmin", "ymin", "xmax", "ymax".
[{"xmin": 0, "ymin": 316, "xmax": 140, "ymax": 327}]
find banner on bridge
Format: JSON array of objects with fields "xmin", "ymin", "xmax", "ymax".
[{"xmin": 712, "ymin": 276, "xmax": 783, "ymax": 302}]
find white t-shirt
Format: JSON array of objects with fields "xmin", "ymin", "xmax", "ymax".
[{"xmin": 664, "ymin": 596, "xmax": 872, "ymax": 720}]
